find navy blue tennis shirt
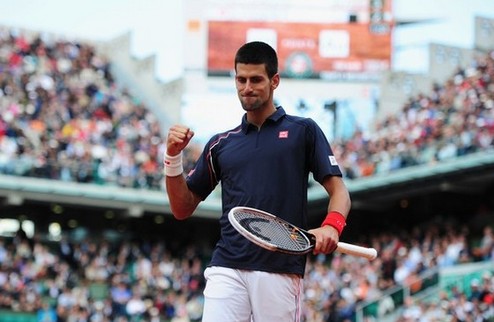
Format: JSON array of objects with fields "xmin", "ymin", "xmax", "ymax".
[{"xmin": 186, "ymin": 107, "xmax": 342, "ymax": 276}]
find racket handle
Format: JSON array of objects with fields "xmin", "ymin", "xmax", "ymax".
[{"xmin": 337, "ymin": 242, "xmax": 377, "ymax": 260}]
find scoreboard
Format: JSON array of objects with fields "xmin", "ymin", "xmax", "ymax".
[
  {"xmin": 185, "ymin": 0, "xmax": 393, "ymax": 81},
  {"xmin": 207, "ymin": 20, "xmax": 391, "ymax": 80}
]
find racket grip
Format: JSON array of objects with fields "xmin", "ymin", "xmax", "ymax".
[{"xmin": 337, "ymin": 242, "xmax": 377, "ymax": 260}]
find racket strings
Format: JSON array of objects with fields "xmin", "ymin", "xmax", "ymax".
[{"xmin": 234, "ymin": 210, "xmax": 310, "ymax": 251}]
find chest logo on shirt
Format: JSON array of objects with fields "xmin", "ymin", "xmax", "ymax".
[{"xmin": 279, "ymin": 131, "xmax": 289, "ymax": 139}]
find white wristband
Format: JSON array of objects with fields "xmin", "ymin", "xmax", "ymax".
[{"xmin": 164, "ymin": 152, "xmax": 184, "ymax": 177}]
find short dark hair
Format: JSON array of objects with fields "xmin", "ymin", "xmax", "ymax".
[{"xmin": 234, "ymin": 41, "xmax": 278, "ymax": 78}]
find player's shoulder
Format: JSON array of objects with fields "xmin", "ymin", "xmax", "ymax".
[
  {"xmin": 284, "ymin": 113, "xmax": 311, "ymax": 122},
  {"xmin": 207, "ymin": 124, "xmax": 243, "ymax": 144},
  {"xmin": 284, "ymin": 113, "xmax": 319, "ymax": 128},
  {"xmin": 218, "ymin": 124, "xmax": 243, "ymax": 137}
]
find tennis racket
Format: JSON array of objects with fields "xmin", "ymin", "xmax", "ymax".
[{"xmin": 228, "ymin": 206, "xmax": 377, "ymax": 260}]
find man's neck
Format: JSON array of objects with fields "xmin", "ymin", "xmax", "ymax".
[{"xmin": 247, "ymin": 105, "xmax": 276, "ymax": 129}]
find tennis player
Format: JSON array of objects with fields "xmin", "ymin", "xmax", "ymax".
[{"xmin": 164, "ymin": 41, "xmax": 351, "ymax": 322}]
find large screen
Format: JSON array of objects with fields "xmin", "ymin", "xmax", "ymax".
[{"xmin": 207, "ymin": 20, "xmax": 392, "ymax": 80}]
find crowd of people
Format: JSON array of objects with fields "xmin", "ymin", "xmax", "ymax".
[
  {"xmin": 0, "ymin": 28, "xmax": 493, "ymax": 321},
  {"xmin": 334, "ymin": 50, "xmax": 494, "ymax": 179},
  {"xmin": 1, "ymin": 28, "xmax": 493, "ymax": 189},
  {"xmin": 0, "ymin": 27, "xmax": 174, "ymax": 191},
  {"xmin": 0, "ymin": 213, "xmax": 493, "ymax": 322}
]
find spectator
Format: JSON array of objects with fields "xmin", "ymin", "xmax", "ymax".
[
  {"xmin": 473, "ymin": 226, "xmax": 494, "ymax": 261},
  {"xmin": 37, "ymin": 302, "xmax": 57, "ymax": 322}
]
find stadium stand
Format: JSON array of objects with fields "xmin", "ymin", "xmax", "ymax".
[
  {"xmin": 0, "ymin": 213, "xmax": 492, "ymax": 321},
  {"xmin": 0, "ymin": 26, "xmax": 493, "ymax": 188},
  {"xmin": 0, "ymin": 15, "xmax": 493, "ymax": 322}
]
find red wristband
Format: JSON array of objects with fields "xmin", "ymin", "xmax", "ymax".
[{"xmin": 321, "ymin": 211, "xmax": 346, "ymax": 236}]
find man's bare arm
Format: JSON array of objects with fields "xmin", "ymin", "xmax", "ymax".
[
  {"xmin": 164, "ymin": 125, "xmax": 201, "ymax": 220},
  {"xmin": 309, "ymin": 176, "xmax": 351, "ymax": 254},
  {"xmin": 166, "ymin": 174, "xmax": 202, "ymax": 220}
]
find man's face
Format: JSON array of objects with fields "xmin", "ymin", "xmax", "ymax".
[{"xmin": 235, "ymin": 63, "xmax": 279, "ymax": 112}]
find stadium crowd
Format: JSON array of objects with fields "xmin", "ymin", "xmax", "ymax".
[
  {"xmin": 0, "ymin": 28, "xmax": 493, "ymax": 188},
  {"xmin": 0, "ymin": 213, "xmax": 493, "ymax": 322},
  {"xmin": 0, "ymin": 27, "xmax": 199, "ymax": 191},
  {"xmin": 0, "ymin": 28, "xmax": 494, "ymax": 322},
  {"xmin": 333, "ymin": 49, "xmax": 494, "ymax": 179}
]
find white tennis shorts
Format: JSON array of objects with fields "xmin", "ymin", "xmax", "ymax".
[{"xmin": 201, "ymin": 266, "xmax": 303, "ymax": 322}]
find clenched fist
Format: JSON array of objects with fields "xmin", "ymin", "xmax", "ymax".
[{"xmin": 166, "ymin": 125, "xmax": 195, "ymax": 156}]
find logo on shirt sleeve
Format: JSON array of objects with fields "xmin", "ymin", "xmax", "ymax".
[
  {"xmin": 279, "ymin": 131, "xmax": 289, "ymax": 138},
  {"xmin": 329, "ymin": 155, "xmax": 338, "ymax": 166}
]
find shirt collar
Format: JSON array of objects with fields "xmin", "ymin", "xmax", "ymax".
[{"xmin": 241, "ymin": 106, "xmax": 286, "ymax": 134}]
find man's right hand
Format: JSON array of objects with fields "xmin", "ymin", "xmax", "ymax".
[{"xmin": 166, "ymin": 125, "xmax": 195, "ymax": 156}]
